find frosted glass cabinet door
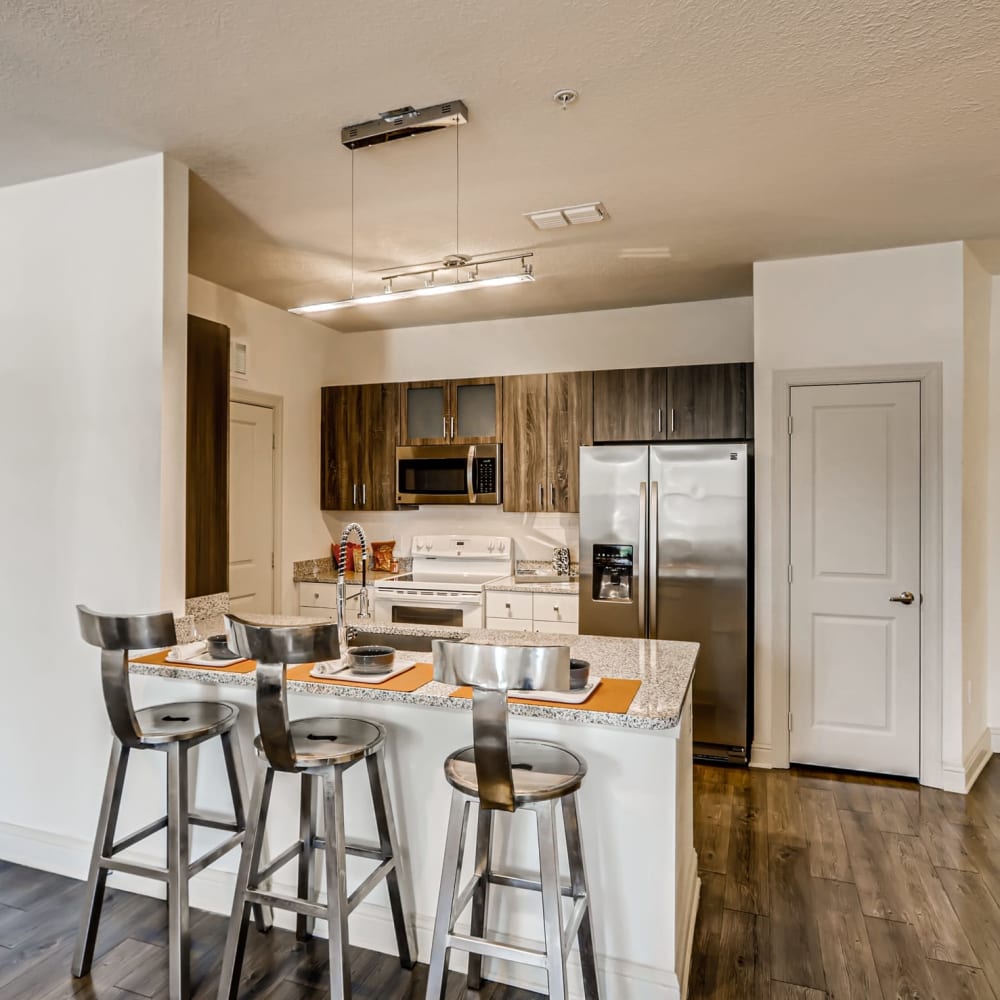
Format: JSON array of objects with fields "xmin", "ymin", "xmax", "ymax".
[
  {"xmin": 453, "ymin": 379, "xmax": 500, "ymax": 443},
  {"xmin": 403, "ymin": 383, "xmax": 448, "ymax": 444}
]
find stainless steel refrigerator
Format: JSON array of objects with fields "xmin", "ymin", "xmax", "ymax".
[{"xmin": 579, "ymin": 444, "xmax": 751, "ymax": 763}]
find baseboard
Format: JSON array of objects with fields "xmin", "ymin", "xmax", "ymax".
[
  {"xmin": 940, "ymin": 729, "xmax": 993, "ymax": 794},
  {"xmin": 674, "ymin": 853, "xmax": 701, "ymax": 1000},
  {"xmin": 0, "ymin": 819, "xmax": 680, "ymax": 1000},
  {"xmin": 990, "ymin": 727, "xmax": 1000, "ymax": 754},
  {"xmin": 750, "ymin": 741, "xmax": 785, "ymax": 769}
]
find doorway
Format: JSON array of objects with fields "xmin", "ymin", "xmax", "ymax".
[
  {"xmin": 228, "ymin": 397, "xmax": 278, "ymax": 614},
  {"xmin": 788, "ymin": 381, "xmax": 921, "ymax": 776}
]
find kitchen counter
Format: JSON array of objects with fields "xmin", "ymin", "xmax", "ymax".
[
  {"xmin": 128, "ymin": 613, "xmax": 699, "ymax": 998},
  {"xmin": 484, "ymin": 575, "xmax": 579, "ymax": 595},
  {"xmin": 129, "ymin": 614, "xmax": 696, "ymax": 731},
  {"xmin": 293, "ymin": 568, "xmax": 397, "ymax": 584}
]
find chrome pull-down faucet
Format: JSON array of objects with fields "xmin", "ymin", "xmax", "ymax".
[{"xmin": 337, "ymin": 521, "xmax": 371, "ymax": 655}]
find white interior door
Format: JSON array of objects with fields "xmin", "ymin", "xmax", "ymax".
[
  {"xmin": 789, "ymin": 381, "xmax": 920, "ymax": 776},
  {"xmin": 229, "ymin": 400, "xmax": 275, "ymax": 614}
]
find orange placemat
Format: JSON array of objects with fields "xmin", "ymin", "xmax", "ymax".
[
  {"xmin": 286, "ymin": 661, "xmax": 434, "ymax": 693},
  {"xmin": 129, "ymin": 649, "xmax": 258, "ymax": 675},
  {"xmin": 450, "ymin": 677, "xmax": 641, "ymax": 715}
]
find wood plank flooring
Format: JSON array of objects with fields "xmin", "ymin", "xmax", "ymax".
[
  {"xmin": 690, "ymin": 756, "xmax": 1000, "ymax": 999},
  {"xmin": 6, "ymin": 758, "xmax": 1000, "ymax": 997}
]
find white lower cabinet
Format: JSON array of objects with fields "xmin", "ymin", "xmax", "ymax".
[
  {"xmin": 297, "ymin": 582, "xmax": 338, "ymax": 620},
  {"xmin": 486, "ymin": 589, "xmax": 579, "ymax": 634}
]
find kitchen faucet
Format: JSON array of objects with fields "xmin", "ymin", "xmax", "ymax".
[{"xmin": 337, "ymin": 521, "xmax": 371, "ymax": 655}]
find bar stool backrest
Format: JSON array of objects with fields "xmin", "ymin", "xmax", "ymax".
[
  {"xmin": 76, "ymin": 605, "xmax": 177, "ymax": 748},
  {"xmin": 226, "ymin": 614, "xmax": 341, "ymax": 772},
  {"xmin": 432, "ymin": 640, "xmax": 570, "ymax": 812}
]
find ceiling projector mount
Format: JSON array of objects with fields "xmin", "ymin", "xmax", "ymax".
[{"xmin": 341, "ymin": 100, "xmax": 468, "ymax": 149}]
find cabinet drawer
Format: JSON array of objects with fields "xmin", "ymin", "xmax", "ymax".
[
  {"xmin": 486, "ymin": 617, "xmax": 533, "ymax": 632},
  {"xmin": 486, "ymin": 591, "xmax": 533, "ymax": 620},
  {"xmin": 534, "ymin": 620, "xmax": 578, "ymax": 635},
  {"xmin": 298, "ymin": 582, "xmax": 339, "ymax": 609},
  {"xmin": 532, "ymin": 593, "xmax": 579, "ymax": 624}
]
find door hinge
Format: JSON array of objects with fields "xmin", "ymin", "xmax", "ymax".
[
  {"xmin": 272, "ymin": 433, "xmax": 276, "ymax": 450},
  {"xmin": 787, "ymin": 415, "xmax": 794, "ymax": 435},
  {"xmin": 787, "ymin": 564, "xmax": 794, "ymax": 583},
  {"xmin": 271, "ymin": 553, "xmax": 274, "ymax": 569},
  {"xmin": 788, "ymin": 712, "xmax": 793, "ymax": 732}
]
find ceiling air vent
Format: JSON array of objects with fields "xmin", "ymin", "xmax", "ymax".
[{"xmin": 525, "ymin": 202, "xmax": 608, "ymax": 230}]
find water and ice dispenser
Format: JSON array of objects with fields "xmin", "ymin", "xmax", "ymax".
[{"xmin": 592, "ymin": 544, "xmax": 633, "ymax": 602}]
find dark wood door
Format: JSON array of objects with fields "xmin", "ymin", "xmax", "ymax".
[
  {"xmin": 321, "ymin": 385, "xmax": 364, "ymax": 510},
  {"xmin": 452, "ymin": 377, "xmax": 502, "ymax": 445},
  {"xmin": 186, "ymin": 315, "xmax": 230, "ymax": 598},
  {"xmin": 667, "ymin": 363, "xmax": 748, "ymax": 440},
  {"xmin": 546, "ymin": 371, "xmax": 593, "ymax": 513},
  {"xmin": 593, "ymin": 367, "xmax": 667, "ymax": 442},
  {"xmin": 502, "ymin": 373, "xmax": 547, "ymax": 512},
  {"xmin": 361, "ymin": 382, "xmax": 400, "ymax": 510}
]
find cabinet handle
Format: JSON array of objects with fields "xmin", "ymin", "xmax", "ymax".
[
  {"xmin": 353, "ymin": 483, "xmax": 358, "ymax": 505},
  {"xmin": 450, "ymin": 415, "xmax": 455, "ymax": 439},
  {"xmin": 658, "ymin": 407, "xmax": 663, "ymax": 433},
  {"xmin": 362, "ymin": 483, "xmax": 366, "ymax": 505},
  {"xmin": 443, "ymin": 416, "xmax": 448, "ymax": 439},
  {"xmin": 551, "ymin": 483, "xmax": 556, "ymax": 506},
  {"xmin": 670, "ymin": 408, "xmax": 676, "ymax": 433},
  {"xmin": 538, "ymin": 484, "xmax": 544, "ymax": 507}
]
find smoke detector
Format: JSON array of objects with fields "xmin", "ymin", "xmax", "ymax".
[
  {"xmin": 341, "ymin": 100, "xmax": 468, "ymax": 150},
  {"xmin": 525, "ymin": 202, "xmax": 608, "ymax": 230}
]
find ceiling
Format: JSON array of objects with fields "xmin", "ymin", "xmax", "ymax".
[{"xmin": 4, "ymin": 1, "xmax": 1000, "ymax": 332}]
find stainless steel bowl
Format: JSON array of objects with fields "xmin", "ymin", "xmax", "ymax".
[
  {"xmin": 569, "ymin": 658, "xmax": 590, "ymax": 690},
  {"xmin": 346, "ymin": 644, "xmax": 395, "ymax": 675}
]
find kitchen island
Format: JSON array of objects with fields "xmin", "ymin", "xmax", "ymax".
[{"xmin": 129, "ymin": 620, "xmax": 699, "ymax": 1000}]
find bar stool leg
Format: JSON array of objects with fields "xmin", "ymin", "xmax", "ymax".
[
  {"xmin": 425, "ymin": 789, "xmax": 471, "ymax": 1000},
  {"xmin": 563, "ymin": 793, "xmax": 601, "ymax": 1000},
  {"xmin": 217, "ymin": 762, "xmax": 274, "ymax": 1000},
  {"xmin": 166, "ymin": 741, "xmax": 191, "ymax": 1000},
  {"xmin": 467, "ymin": 805, "xmax": 495, "ymax": 990},
  {"xmin": 536, "ymin": 799, "xmax": 568, "ymax": 1000},
  {"xmin": 296, "ymin": 773, "xmax": 319, "ymax": 941},
  {"xmin": 322, "ymin": 766, "xmax": 351, "ymax": 1000},
  {"xmin": 366, "ymin": 749, "xmax": 416, "ymax": 968},
  {"xmin": 220, "ymin": 725, "xmax": 271, "ymax": 933},
  {"xmin": 72, "ymin": 738, "xmax": 130, "ymax": 978}
]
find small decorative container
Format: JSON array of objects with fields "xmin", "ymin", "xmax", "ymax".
[{"xmin": 553, "ymin": 546, "xmax": 571, "ymax": 576}]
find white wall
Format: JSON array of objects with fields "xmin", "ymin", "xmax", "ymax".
[
  {"xmin": 324, "ymin": 297, "xmax": 753, "ymax": 561},
  {"xmin": 753, "ymin": 242, "xmax": 971, "ymax": 786},
  {"xmin": 0, "ymin": 155, "xmax": 188, "ymax": 843},
  {"xmin": 188, "ymin": 276, "xmax": 341, "ymax": 613},
  {"xmin": 988, "ymin": 276, "xmax": 1000, "ymax": 743}
]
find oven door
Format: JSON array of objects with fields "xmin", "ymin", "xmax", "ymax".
[{"xmin": 374, "ymin": 591, "xmax": 484, "ymax": 628}]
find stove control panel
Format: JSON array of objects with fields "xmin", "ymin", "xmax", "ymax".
[{"xmin": 411, "ymin": 535, "xmax": 512, "ymax": 560}]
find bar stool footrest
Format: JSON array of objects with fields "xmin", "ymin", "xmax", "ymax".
[
  {"xmin": 562, "ymin": 898, "xmax": 589, "ymax": 960},
  {"xmin": 447, "ymin": 931, "xmax": 548, "ymax": 968},
  {"xmin": 255, "ymin": 841, "xmax": 304, "ymax": 882},
  {"xmin": 189, "ymin": 832, "xmax": 245, "ymax": 878},
  {"xmin": 487, "ymin": 869, "xmax": 575, "ymax": 897}
]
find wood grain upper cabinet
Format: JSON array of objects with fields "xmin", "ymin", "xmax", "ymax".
[
  {"xmin": 322, "ymin": 383, "xmax": 400, "ymax": 510},
  {"xmin": 400, "ymin": 377, "xmax": 502, "ymax": 445},
  {"xmin": 502, "ymin": 371, "xmax": 593, "ymax": 513},
  {"xmin": 666, "ymin": 363, "xmax": 750, "ymax": 440},
  {"xmin": 593, "ymin": 368, "xmax": 667, "ymax": 442}
]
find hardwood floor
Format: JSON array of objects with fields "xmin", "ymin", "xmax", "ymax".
[
  {"xmin": 5, "ymin": 759, "xmax": 1000, "ymax": 997},
  {"xmin": 690, "ymin": 757, "xmax": 1000, "ymax": 999}
]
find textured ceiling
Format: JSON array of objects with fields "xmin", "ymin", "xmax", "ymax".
[{"xmin": 4, "ymin": 0, "xmax": 1000, "ymax": 331}]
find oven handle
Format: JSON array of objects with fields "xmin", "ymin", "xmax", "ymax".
[
  {"xmin": 467, "ymin": 446, "xmax": 476, "ymax": 504},
  {"xmin": 374, "ymin": 592, "xmax": 483, "ymax": 608}
]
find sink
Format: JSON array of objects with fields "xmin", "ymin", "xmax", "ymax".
[
  {"xmin": 346, "ymin": 629, "xmax": 465, "ymax": 653},
  {"xmin": 512, "ymin": 574, "xmax": 574, "ymax": 585}
]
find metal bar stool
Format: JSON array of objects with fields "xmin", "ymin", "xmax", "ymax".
[
  {"xmin": 74, "ymin": 605, "xmax": 265, "ymax": 1000},
  {"xmin": 425, "ymin": 640, "xmax": 601, "ymax": 1000},
  {"xmin": 216, "ymin": 615, "xmax": 416, "ymax": 1000}
]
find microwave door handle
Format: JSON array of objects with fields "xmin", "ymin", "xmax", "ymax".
[
  {"xmin": 467, "ymin": 446, "xmax": 476, "ymax": 504},
  {"xmin": 638, "ymin": 481, "xmax": 647, "ymax": 637},
  {"xmin": 649, "ymin": 481, "xmax": 659, "ymax": 637}
]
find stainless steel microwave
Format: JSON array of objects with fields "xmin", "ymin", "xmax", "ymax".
[{"xmin": 396, "ymin": 444, "xmax": 501, "ymax": 505}]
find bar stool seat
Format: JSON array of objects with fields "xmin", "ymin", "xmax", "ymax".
[
  {"xmin": 251, "ymin": 716, "xmax": 383, "ymax": 767},
  {"xmin": 136, "ymin": 701, "xmax": 237, "ymax": 744},
  {"xmin": 445, "ymin": 740, "xmax": 586, "ymax": 805}
]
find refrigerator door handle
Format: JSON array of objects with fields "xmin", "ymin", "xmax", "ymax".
[
  {"xmin": 638, "ymin": 481, "xmax": 647, "ymax": 636},
  {"xmin": 649, "ymin": 480, "xmax": 659, "ymax": 636}
]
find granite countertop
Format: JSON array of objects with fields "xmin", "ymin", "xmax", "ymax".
[
  {"xmin": 484, "ymin": 575, "xmax": 579, "ymax": 595},
  {"xmin": 130, "ymin": 612, "xmax": 697, "ymax": 732},
  {"xmin": 294, "ymin": 569, "xmax": 397, "ymax": 585}
]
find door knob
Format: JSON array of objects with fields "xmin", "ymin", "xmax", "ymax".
[{"xmin": 889, "ymin": 591, "xmax": 916, "ymax": 605}]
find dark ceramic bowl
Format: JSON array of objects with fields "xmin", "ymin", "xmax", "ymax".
[
  {"xmin": 206, "ymin": 634, "xmax": 239, "ymax": 660},
  {"xmin": 347, "ymin": 644, "xmax": 395, "ymax": 675},
  {"xmin": 569, "ymin": 658, "xmax": 590, "ymax": 690}
]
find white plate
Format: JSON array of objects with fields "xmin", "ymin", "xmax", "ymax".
[
  {"xmin": 165, "ymin": 651, "xmax": 250, "ymax": 668},
  {"xmin": 309, "ymin": 651, "xmax": 422, "ymax": 684},
  {"xmin": 512, "ymin": 677, "xmax": 602, "ymax": 704}
]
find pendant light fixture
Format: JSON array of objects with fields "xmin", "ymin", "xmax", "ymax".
[{"xmin": 290, "ymin": 101, "xmax": 535, "ymax": 315}]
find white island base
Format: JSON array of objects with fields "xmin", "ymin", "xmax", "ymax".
[{"xmin": 126, "ymin": 672, "xmax": 698, "ymax": 1000}]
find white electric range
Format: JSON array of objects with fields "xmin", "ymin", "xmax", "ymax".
[{"xmin": 372, "ymin": 535, "xmax": 513, "ymax": 629}]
